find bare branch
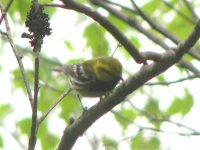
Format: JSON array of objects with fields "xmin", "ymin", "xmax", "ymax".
[
  {"xmin": 182, "ymin": 0, "xmax": 199, "ymax": 21},
  {"xmin": 41, "ymin": 3, "xmax": 65, "ymax": 8},
  {"xmin": 89, "ymin": 0, "xmax": 200, "ymax": 74},
  {"xmin": 37, "ymin": 89, "xmax": 72, "ymax": 125},
  {"xmin": 104, "ymin": 0, "xmax": 138, "ymax": 14},
  {"xmin": 130, "ymin": 0, "xmax": 200, "ymax": 62},
  {"xmin": 28, "ymin": 52, "xmax": 39, "ymax": 150},
  {"xmin": 0, "ymin": 123, "xmax": 27, "ymax": 150},
  {"xmin": 0, "ymin": 4, "xmax": 34, "ymax": 108},
  {"xmin": 112, "ymin": 110, "xmax": 200, "ymax": 137},
  {"xmin": 130, "ymin": 0, "xmax": 179, "ymax": 44},
  {"xmin": 57, "ymin": 20, "xmax": 200, "ymax": 149},
  {"xmin": 146, "ymin": 74, "xmax": 200, "ymax": 86},
  {"xmin": 128, "ymin": 101, "xmax": 200, "ymax": 135},
  {"xmin": 60, "ymin": 0, "xmax": 146, "ymax": 64},
  {"xmin": 27, "ymin": 1, "xmax": 51, "ymax": 149},
  {"xmin": 162, "ymin": 0, "xmax": 195, "ymax": 24},
  {"xmin": 140, "ymin": 51, "xmax": 163, "ymax": 62},
  {"xmin": 175, "ymin": 20, "xmax": 200, "ymax": 59},
  {"xmin": 0, "ymin": 0, "xmax": 14, "ymax": 24}
]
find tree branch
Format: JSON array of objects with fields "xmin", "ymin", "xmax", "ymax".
[
  {"xmin": 130, "ymin": 0, "xmax": 200, "ymax": 62},
  {"xmin": 0, "ymin": 4, "xmax": 34, "ymax": 108},
  {"xmin": 112, "ymin": 110, "xmax": 200, "ymax": 137},
  {"xmin": 104, "ymin": 0, "xmax": 138, "ymax": 14},
  {"xmin": 175, "ymin": 19, "xmax": 200, "ymax": 58},
  {"xmin": 89, "ymin": 0, "xmax": 200, "ymax": 74},
  {"xmin": 182, "ymin": 0, "xmax": 198, "ymax": 22},
  {"xmin": 130, "ymin": 0, "xmax": 179, "ymax": 44},
  {"xmin": 0, "ymin": 0, "xmax": 14, "ymax": 24},
  {"xmin": 60, "ymin": 0, "xmax": 146, "ymax": 64},
  {"xmin": 162, "ymin": 0, "xmax": 195, "ymax": 24},
  {"xmin": 140, "ymin": 51, "xmax": 163, "ymax": 62},
  {"xmin": 146, "ymin": 74, "xmax": 200, "ymax": 86},
  {"xmin": 44, "ymin": 1, "xmax": 200, "ymax": 72},
  {"xmin": 57, "ymin": 20, "xmax": 200, "ymax": 149},
  {"xmin": 28, "ymin": 52, "xmax": 39, "ymax": 150},
  {"xmin": 0, "ymin": 123, "xmax": 27, "ymax": 150},
  {"xmin": 26, "ymin": 2, "xmax": 51, "ymax": 149},
  {"xmin": 37, "ymin": 89, "xmax": 72, "ymax": 125},
  {"xmin": 128, "ymin": 101, "xmax": 200, "ymax": 135}
]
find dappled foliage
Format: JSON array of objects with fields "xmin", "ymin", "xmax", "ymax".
[{"xmin": 0, "ymin": 0, "xmax": 200, "ymax": 150}]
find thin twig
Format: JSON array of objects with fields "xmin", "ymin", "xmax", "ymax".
[
  {"xmin": 104, "ymin": 0, "xmax": 138, "ymax": 14},
  {"xmin": 44, "ymin": 1, "xmax": 200, "ymax": 71},
  {"xmin": 0, "ymin": 0, "xmax": 14, "ymax": 24},
  {"xmin": 176, "ymin": 20, "xmax": 200, "ymax": 58},
  {"xmin": 182, "ymin": 0, "xmax": 198, "ymax": 21},
  {"xmin": 112, "ymin": 110, "xmax": 200, "ymax": 136},
  {"xmin": 0, "ymin": 123, "xmax": 27, "ymax": 150},
  {"xmin": 60, "ymin": 0, "xmax": 146, "ymax": 64},
  {"xmin": 89, "ymin": 0, "xmax": 170, "ymax": 50},
  {"xmin": 128, "ymin": 100, "xmax": 159, "ymax": 120},
  {"xmin": 37, "ymin": 88, "xmax": 72, "ymax": 125},
  {"xmin": 130, "ymin": 0, "xmax": 179, "ymax": 44},
  {"xmin": 165, "ymin": 118, "xmax": 200, "ymax": 134},
  {"xmin": 162, "ymin": 0, "xmax": 195, "ymax": 24},
  {"xmin": 146, "ymin": 74, "xmax": 200, "ymax": 86},
  {"xmin": 57, "ymin": 20, "xmax": 200, "ymax": 149},
  {"xmin": 130, "ymin": 0, "xmax": 200, "ymax": 62},
  {"xmin": 0, "ymin": 29, "xmax": 7, "ymax": 36},
  {"xmin": 127, "ymin": 102, "xmax": 200, "ymax": 135},
  {"xmin": 85, "ymin": 133, "xmax": 99, "ymax": 150},
  {"xmin": 43, "ymin": 2, "xmax": 145, "ymax": 64},
  {"xmin": 0, "ymin": 4, "xmax": 33, "ymax": 108},
  {"xmin": 28, "ymin": 52, "xmax": 40, "ymax": 150},
  {"xmin": 90, "ymin": 0, "xmax": 200, "ymax": 74}
]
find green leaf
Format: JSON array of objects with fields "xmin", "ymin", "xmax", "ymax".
[
  {"xmin": 64, "ymin": 41, "xmax": 75, "ymax": 51},
  {"xmin": 1, "ymin": 0, "xmax": 31, "ymax": 23},
  {"xmin": 2, "ymin": 0, "xmax": 55, "ymax": 24},
  {"xmin": 0, "ymin": 104, "xmax": 12, "ymax": 121},
  {"xmin": 129, "ymin": 36, "xmax": 141, "ymax": 50},
  {"xmin": 181, "ymin": 89, "xmax": 194, "ymax": 116},
  {"xmin": 147, "ymin": 136, "xmax": 160, "ymax": 150},
  {"xmin": 66, "ymin": 58, "xmax": 86, "ymax": 65},
  {"xmin": 38, "ymin": 122, "xmax": 59, "ymax": 150},
  {"xmin": 59, "ymin": 94, "xmax": 80, "ymax": 122},
  {"xmin": 142, "ymin": 0, "xmax": 162, "ymax": 16},
  {"xmin": 107, "ymin": 14, "xmax": 127, "ymax": 32},
  {"xmin": 131, "ymin": 134, "xmax": 160, "ymax": 150},
  {"xmin": 114, "ymin": 108, "xmax": 136, "ymax": 131},
  {"xmin": 12, "ymin": 68, "xmax": 34, "ymax": 93},
  {"xmin": 167, "ymin": 97, "xmax": 182, "ymax": 115},
  {"xmin": 38, "ymin": 87, "xmax": 59, "ymax": 113},
  {"xmin": 17, "ymin": 118, "xmax": 31, "ymax": 136},
  {"xmin": 43, "ymin": 4, "xmax": 56, "ymax": 18},
  {"xmin": 0, "ymin": 135, "xmax": 3, "ymax": 148},
  {"xmin": 83, "ymin": 23, "xmax": 109, "ymax": 57},
  {"xmin": 167, "ymin": 14, "xmax": 193, "ymax": 40},
  {"xmin": 144, "ymin": 99, "xmax": 162, "ymax": 127},
  {"xmin": 102, "ymin": 136, "xmax": 118, "ymax": 150},
  {"xmin": 145, "ymin": 99, "xmax": 159, "ymax": 116},
  {"xmin": 157, "ymin": 75, "xmax": 166, "ymax": 82},
  {"xmin": 167, "ymin": 89, "xmax": 193, "ymax": 116}
]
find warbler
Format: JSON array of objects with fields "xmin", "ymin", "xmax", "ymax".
[{"xmin": 56, "ymin": 56, "xmax": 123, "ymax": 97}]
